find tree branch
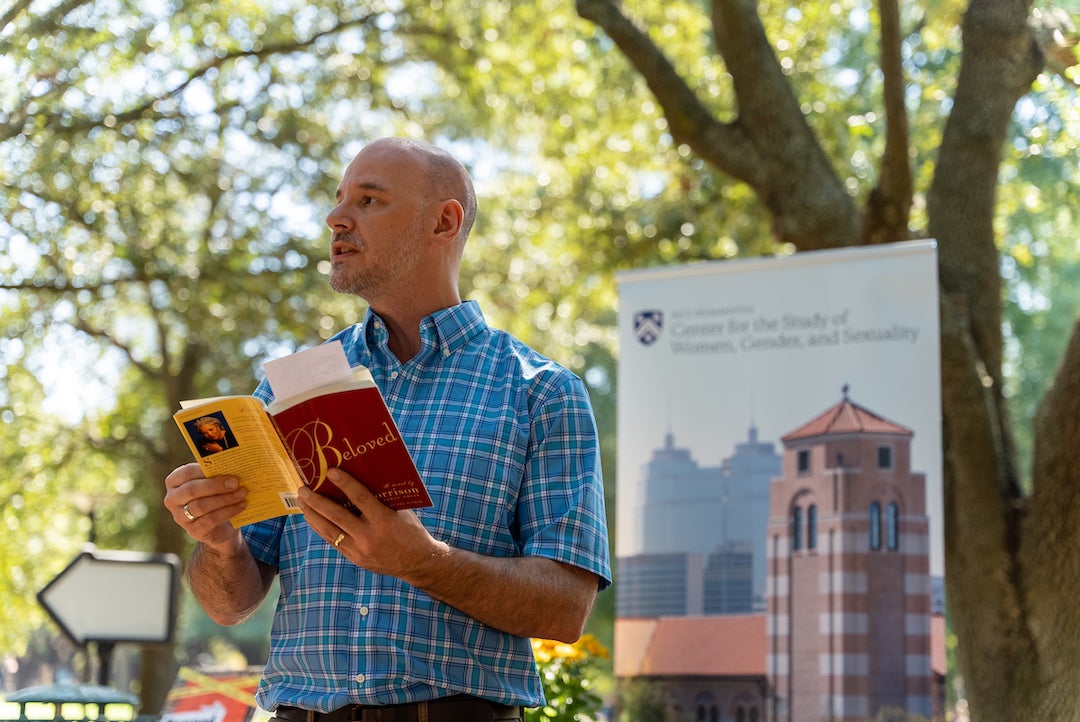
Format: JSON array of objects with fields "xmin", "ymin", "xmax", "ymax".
[
  {"xmin": 708, "ymin": 0, "xmax": 806, "ymax": 146},
  {"xmin": 929, "ymin": 0, "xmax": 1041, "ymax": 403},
  {"xmin": 576, "ymin": 0, "xmax": 862, "ymax": 249},
  {"xmin": 574, "ymin": 0, "xmax": 759, "ymax": 183},
  {"xmin": 3, "ymin": 12, "xmax": 382, "ymax": 143},
  {"xmin": 0, "ymin": 0, "xmax": 92, "ymax": 54},
  {"xmin": 862, "ymin": 0, "xmax": 914, "ymax": 244},
  {"xmin": 0, "ymin": 0, "xmax": 34, "ymax": 35},
  {"xmin": 710, "ymin": 0, "xmax": 862, "ymax": 248},
  {"xmin": 73, "ymin": 317, "xmax": 158, "ymax": 381}
]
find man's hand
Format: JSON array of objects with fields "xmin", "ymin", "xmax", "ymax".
[
  {"xmin": 298, "ymin": 468, "xmax": 599, "ymax": 642},
  {"xmin": 164, "ymin": 463, "xmax": 248, "ymax": 549},
  {"xmin": 164, "ymin": 463, "xmax": 272, "ymax": 626},
  {"xmin": 296, "ymin": 467, "xmax": 447, "ymax": 579}
]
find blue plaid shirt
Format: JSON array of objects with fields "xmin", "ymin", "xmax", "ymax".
[{"xmin": 243, "ymin": 301, "xmax": 611, "ymax": 711}]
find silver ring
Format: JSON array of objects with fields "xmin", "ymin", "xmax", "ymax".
[
  {"xmin": 182, "ymin": 504, "xmax": 196, "ymax": 522},
  {"xmin": 333, "ymin": 532, "xmax": 347, "ymax": 548}
]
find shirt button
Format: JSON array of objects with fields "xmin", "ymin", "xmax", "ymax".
[
  {"xmin": 442, "ymin": 347, "xmax": 451, "ymax": 357},
  {"xmin": 355, "ymin": 673, "xmax": 366, "ymax": 684},
  {"xmin": 359, "ymin": 606, "xmax": 369, "ymax": 617},
  {"xmin": 390, "ymin": 371, "xmax": 399, "ymax": 380}
]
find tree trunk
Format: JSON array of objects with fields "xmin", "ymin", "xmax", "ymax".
[
  {"xmin": 137, "ymin": 441, "xmax": 192, "ymax": 714},
  {"xmin": 928, "ymin": 0, "xmax": 1061, "ymax": 717},
  {"xmin": 137, "ymin": 355, "xmax": 206, "ymax": 714},
  {"xmin": 1021, "ymin": 320, "xmax": 1080, "ymax": 717}
]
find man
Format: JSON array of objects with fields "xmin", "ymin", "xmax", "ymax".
[{"xmin": 164, "ymin": 137, "xmax": 611, "ymax": 722}]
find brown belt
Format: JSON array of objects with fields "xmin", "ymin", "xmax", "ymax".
[{"xmin": 272, "ymin": 697, "xmax": 524, "ymax": 722}]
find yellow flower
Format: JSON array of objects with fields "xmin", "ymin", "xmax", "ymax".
[
  {"xmin": 531, "ymin": 638, "xmax": 556, "ymax": 663},
  {"xmin": 531, "ymin": 634, "xmax": 609, "ymax": 664},
  {"xmin": 577, "ymin": 633, "xmax": 610, "ymax": 660}
]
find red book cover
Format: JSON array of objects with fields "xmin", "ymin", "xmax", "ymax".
[{"xmin": 269, "ymin": 385, "xmax": 432, "ymax": 511}]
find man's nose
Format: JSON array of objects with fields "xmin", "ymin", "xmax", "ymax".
[{"xmin": 326, "ymin": 202, "xmax": 352, "ymax": 231}]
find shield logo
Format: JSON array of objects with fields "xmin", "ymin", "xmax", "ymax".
[{"xmin": 634, "ymin": 310, "xmax": 664, "ymax": 346}]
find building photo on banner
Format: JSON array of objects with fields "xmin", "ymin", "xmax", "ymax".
[{"xmin": 615, "ymin": 240, "xmax": 944, "ymax": 722}]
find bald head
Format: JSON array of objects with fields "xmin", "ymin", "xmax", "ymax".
[{"xmin": 364, "ymin": 138, "xmax": 477, "ymax": 245}]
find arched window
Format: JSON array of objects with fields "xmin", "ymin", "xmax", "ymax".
[
  {"xmin": 749, "ymin": 709, "xmax": 760, "ymax": 722},
  {"xmin": 792, "ymin": 506, "xmax": 803, "ymax": 551},
  {"xmin": 695, "ymin": 693, "xmax": 715, "ymax": 722},
  {"xmin": 807, "ymin": 504, "xmax": 818, "ymax": 551},
  {"xmin": 887, "ymin": 501, "xmax": 900, "ymax": 550},
  {"xmin": 870, "ymin": 501, "xmax": 882, "ymax": 550},
  {"xmin": 735, "ymin": 707, "xmax": 746, "ymax": 722}
]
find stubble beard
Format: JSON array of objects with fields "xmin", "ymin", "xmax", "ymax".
[
  {"xmin": 329, "ymin": 232, "xmax": 369, "ymax": 296},
  {"xmin": 328, "ymin": 224, "xmax": 426, "ymax": 299}
]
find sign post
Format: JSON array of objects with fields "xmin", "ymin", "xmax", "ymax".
[{"xmin": 38, "ymin": 545, "xmax": 181, "ymax": 685}]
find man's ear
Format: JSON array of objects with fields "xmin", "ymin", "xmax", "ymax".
[{"xmin": 432, "ymin": 199, "xmax": 464, "ymax": 247}]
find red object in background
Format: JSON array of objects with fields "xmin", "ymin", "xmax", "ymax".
[{"xmin": 159, "ymin": 667, "xmax": 265, "ymax": 722}]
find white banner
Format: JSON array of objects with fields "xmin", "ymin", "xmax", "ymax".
[
  {"xmin": 617, "ymin": 243, "xmax": 946, "ymax": 720},
  {"xmin": 616, "ymin": 240, "xmax": 943, "ymax": 618}
]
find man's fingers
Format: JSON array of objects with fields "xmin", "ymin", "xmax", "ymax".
[
  {"xmin": 326, "ymin": 468, "xmax": 381, "ymax": 511},
  {"xmin": 180, "ymin": 489, "xmax": 245, "ymax": 522},
  {"xmin": 295, "ymin": 486, "xmax": 353, "ymax": 548},
  {"xmin": 173, "ymin": 475, "xmax": 241, "ymax": 505},
  {"xmin": 298, "ymin": 482, "xmax": 357, "ymax": 526},
  {"xmin": 165, "ymin": 462, "xmax": 204, "ymax": 489}
]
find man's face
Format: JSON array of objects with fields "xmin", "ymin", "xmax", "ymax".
[{"xmin": 325, "ymin": 142, "xmax": 429, "ymax": 299}]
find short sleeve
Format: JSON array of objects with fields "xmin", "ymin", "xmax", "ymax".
[{"xmin": 516, "ymin": 373, "xmax": 611, "ymax": 590}]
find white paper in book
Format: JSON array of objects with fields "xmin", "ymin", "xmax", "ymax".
[{"xmin": 262, "ymin": 340, "xmax": 354, "ymax": 401}]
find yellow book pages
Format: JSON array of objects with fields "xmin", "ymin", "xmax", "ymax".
[{"xmin": 173, "ymin": 395, "xmax": 303, "ymax": 528}]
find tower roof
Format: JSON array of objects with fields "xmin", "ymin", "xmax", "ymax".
[{"xmin": 782, "ymin": 386, "xmax": 912, "ymax": 442}]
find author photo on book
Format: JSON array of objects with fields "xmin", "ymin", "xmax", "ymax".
[
  {"xmin": 163, "ymin": 137, "xmax": 612, "ymax": 722},
  {"xmin": 187, "ymin": 413, "xmax": 239, "ymax": 457}
]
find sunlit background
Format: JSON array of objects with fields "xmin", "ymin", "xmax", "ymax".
[{"xmin": 1, "ymin": 0, "xmax": 1077, "ymax": 720}]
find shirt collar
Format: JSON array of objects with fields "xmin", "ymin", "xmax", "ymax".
[{"xmin": 362, "ymin": 300, "xmax": 487, "ymax": 361}]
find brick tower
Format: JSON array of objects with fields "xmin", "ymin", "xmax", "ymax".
[{"xmin": 766, "ymin": 387, "xmax": 932, "ymax": 720}]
